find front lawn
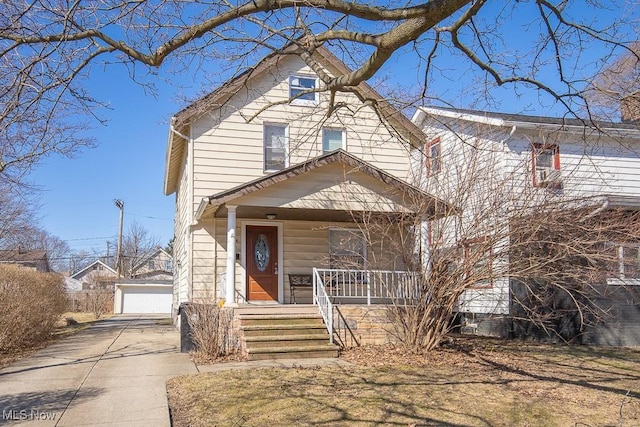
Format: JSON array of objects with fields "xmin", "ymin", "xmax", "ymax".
[{"xmin": 167, "ymin": 338, "xmax": 640, "ymax": 426}]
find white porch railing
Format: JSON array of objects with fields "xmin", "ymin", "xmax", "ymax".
[
  {"xmin": 313, "ymin": 268, "xmax": 420, "ymax": 304},
  {"xmin": 312, "ymin": 268, "xmax": 334, "ymax": 344},
  {"xmin": 312, "ymin": 268, "xmax": 419, "ymax": 342}
]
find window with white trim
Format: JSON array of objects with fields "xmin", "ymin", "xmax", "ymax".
[
  {"xmin": 322, "ymin": 128, "xmax": 345, "ymax": 153},
  {"xmin": 605, "ymin": 242, "xmax": 640, "ymax": 279},
  {"xmin": 329, "ymin": 229, "xmax": 366, "ymax": 270},
  {"xmin": 532, "ymin": 143, "xmax": 561, "ymax": 187},
  {"xmin": 289, "ymin": 75, "xmax": 318, "ymax": 105},
  {"xmin": 263, "ymin": 124, "xmax": 288, "ymax": 171}
]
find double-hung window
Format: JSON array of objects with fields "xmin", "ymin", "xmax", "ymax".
[
  {"xmin": 426, "ymin": 137, "xmax": 441, "ymax": 176},
  {"xmin": 263, "ymin": 124, "xmax": 288, "ymax": 171},
  {"xmin": 606, "ymin": 242, "xmax": 640, "ymax": 279},
  {"xmin": 322, "ymin": 128, "xmax": 345, "ymax": 153},
  {"xmin": 289, "ymin": 75, "xmax": 318, "ymax": 105},
  {"xmin": 329, "ymin": 229, "xmax": 366, "ymax": 270},
  {"xmin": 532, "ymin": 143, "xmax": 560, "ymax": 187}
]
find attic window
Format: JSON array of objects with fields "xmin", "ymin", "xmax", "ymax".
[{"xmin": 289, "ymin": 75, "xmax": 318, "ymax": 105}]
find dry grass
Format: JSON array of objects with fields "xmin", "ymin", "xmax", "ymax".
[
  {"xmin": 0, "ymin": 311, "xmax": 110, "ymax": 369},
  {"xmin": 167, "ymin": 337, "xmax": 640, "ymax": 427}
]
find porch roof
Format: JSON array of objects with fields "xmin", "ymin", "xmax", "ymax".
[{"xmin": 195, "ymin": 150, "xmax": 455, "ymax": 221}]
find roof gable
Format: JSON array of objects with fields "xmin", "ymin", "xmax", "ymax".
[
  {"xmin": 196, "ymin": 149, "xmax": 452, "ymax": 219},
  {"xmin": 164, "ymin": 43, "xmax": 426, "ymax": 195},
  {"xmin": 131, "ymin": 248, "xmax": 172, "ymax": 273},
  {"xmin": 71, "ymin": 260, "xmax": 117, "ymax": 279}
]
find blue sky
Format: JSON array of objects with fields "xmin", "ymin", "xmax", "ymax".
[
  {"xmin": 31, "ymin": 66, "xmax": 179, "ymax": 255},
  {"xmin": 26, "ymin": 2, "xmax": 637, "ymax": 257}
]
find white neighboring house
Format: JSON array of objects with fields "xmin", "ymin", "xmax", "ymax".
[
  {"xmin": 412, "ymin": 106, "xmax": 640, "ymax": 344},
  {"xmin": 114, "ymin": 249, "xmax": 174, "ymax": 314},
  {"xmin": 163, "ymin": 43, "xmax": 448, "ymax": 327}
]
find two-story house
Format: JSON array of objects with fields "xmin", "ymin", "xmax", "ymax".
[
  {"xmin": 163, "ymin": 44, "xmax": 451, "ymax": 355},
  {"xmin": 412, "ymin": 105, "xmax": 640, "ymax": 345}
]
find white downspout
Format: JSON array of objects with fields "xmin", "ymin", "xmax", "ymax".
[{"xmin": 170, "ymin": 121, "xmax": 194, "ymax": 302}]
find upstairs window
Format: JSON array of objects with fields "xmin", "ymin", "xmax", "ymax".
[
  {"xmin": 264, "ymin": 124, "xmax": 288, "ymax": 171},
  {"xmin": 289, "ymin": 75, "xmax": 318, "ymax": 105},
  {"xmin": 532, "ymin": 143, "xmax": 561, "ymax": 188},
  {"xmin": 165, "ymin": 260, "xmax": 173, "ymax": 272},
  {"xmin": 426, "ymin": 137, "xmax": 441, "ymax": 176},
  {"xmin": 148, "ymin": 260, "xmax": 155, "ymax": 270},
  {"xmin": 322, "ymin": 128, "xmax": 345, "ymax": 153}
]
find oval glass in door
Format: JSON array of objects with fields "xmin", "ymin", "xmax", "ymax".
[{"xmin": 254, "ymin": 234, "xmax": 270, "ymax": 272}]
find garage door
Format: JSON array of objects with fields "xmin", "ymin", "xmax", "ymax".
[{"xmin": 121, "ymin": 286, "xmax": 172, "ymax": 314}]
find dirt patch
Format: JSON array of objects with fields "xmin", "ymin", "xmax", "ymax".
[{"xmin": 168, "ymin": 337, "xmax": 640, "ymax": 427}]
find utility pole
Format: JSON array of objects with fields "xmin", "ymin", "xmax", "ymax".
[{"xmin": 114, "ymin": 199, "xmax": 124, "ymax": 277}]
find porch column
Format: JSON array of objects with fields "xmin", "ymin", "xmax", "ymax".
[{"xmin": 225, "ymin": 205, "xmax": 237, "ymax": 305}]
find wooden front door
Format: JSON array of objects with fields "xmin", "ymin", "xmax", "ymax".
[{"xmin": 246, "ymin": 225, "xmax": 279, "ymax": 301}]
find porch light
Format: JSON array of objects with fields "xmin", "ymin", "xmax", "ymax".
[{"xmin": 266, "ymin": 214, "xmax": 277, "ymax": 220}]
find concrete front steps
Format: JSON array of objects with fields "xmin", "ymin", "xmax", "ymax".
[{"xmin": 236, "ymin": 305, "xmax": 339, "ymax": 360}]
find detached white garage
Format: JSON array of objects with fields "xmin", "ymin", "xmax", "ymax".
[{"xmin": 114, "ymin": 280, "xmax": 173, "ymax": 314}]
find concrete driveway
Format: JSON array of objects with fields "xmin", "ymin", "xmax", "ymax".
[{"xmin": 0, "ymin": 315, "xmax": 197, "ymax": 426}]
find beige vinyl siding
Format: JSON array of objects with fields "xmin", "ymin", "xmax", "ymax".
[
  {"xmin": 191, "ymin": 220, "xmax": 217, "ymax": 303},
  {"xmin": 227, "ymin": 163, "xmax": 411, "ymax": 213},
  {"xmin": 173, "ymin": 146, "xmax": 190, "ymax": 309},
  {"xmin": 205, "ymin": 219, "xmax": 407, "ymax": 304},
  {"xmin": 189, "ymin": 55, "xmax": 412, "ymax": 206}
]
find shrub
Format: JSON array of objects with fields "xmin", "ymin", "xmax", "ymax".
[
  {"xmin": 0, "ymin": 265, "xmax": 68, "ymax": 352},
  {"xmin": 183, "ymin": 303, "xmax": 238, "ymax": 358}
]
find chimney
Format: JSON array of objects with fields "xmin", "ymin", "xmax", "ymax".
[{"xmin": 621, "ymin": 90, "xmax": 640, "ymax": 123}]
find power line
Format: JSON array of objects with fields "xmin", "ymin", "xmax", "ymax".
[{"xmin": 65, "ymin": 236, "xmax": 113, "ymax": 242}]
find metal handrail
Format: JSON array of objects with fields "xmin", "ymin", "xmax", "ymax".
[{"xmin": 312, "ymin": 268, "xmax": 333, "ymax": 344}]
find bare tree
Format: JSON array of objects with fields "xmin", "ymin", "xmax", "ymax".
[
  {"xmin": 84, "ymin": 272, "xmax": 115, "ymax": 319},
  {"xmin": 0, "ymin": 186, "xmax": 33, "ymax": 247},
  {"xmin": 68, "ymin": 250, "xmax": 96, "ymax": 276},
  {"xmin": 0, "ymin": 1, "xmax": 637, "ymax": 157},
  {"xmin": 111, "ymin": 221, "xmax": 160, "ymax": 277},
  {"xmin": 585, "ymin": 42, "xmax": 640, "ymax": 121},
  {"xmin": 6, "ymin": 227, "xmax": 71, "ymax": 272},
  {"xmin": 349, "ymin": 118, "xmax": 640, "ymax": 351}
]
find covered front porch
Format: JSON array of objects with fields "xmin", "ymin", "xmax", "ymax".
[{"xmin": 194, "ymin": 150, "xmax": 447, "ymax": 311}]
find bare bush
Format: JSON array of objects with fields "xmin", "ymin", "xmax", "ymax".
[
  {"xmin": 86, "ymin": 285, "xmax": 114, "ymax": 319},
  {"xmin": 0, "ymin": 265, "xmax": 67, "ymax": 352},
  {"xmin": 183, "ymin": 304, "xmax": 238, "ymax": 358}
]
